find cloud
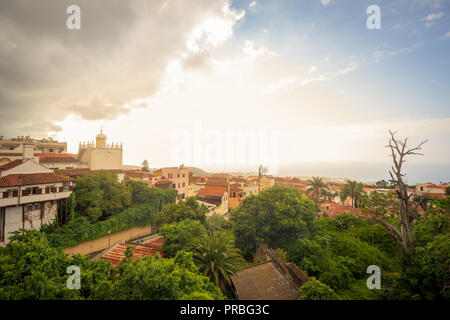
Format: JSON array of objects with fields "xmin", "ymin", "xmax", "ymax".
[
  {"xmin": 0, "ymin": 0, "xmax": 244, "ymax": 136},
  {"xmin": 372, "ymin": 41, "xmax": 423, "ymax": 63},
  {"xmin": 422, "ymin": 12, "xmax": 445, "ymax": 26},
  {"xmin": 249, "ymin": 1, "xmax": 257, "ymax": 11},
  {"xmin": 261, "ymin": 62, "xmax": 358, "ymax": 94},
  {"xmin": 320, "ymin": 0, "xmax": 332, "ymax": 6},
  {"xmin": 442, "ymin": 31, "xmax": 450, "ymax": 39}
]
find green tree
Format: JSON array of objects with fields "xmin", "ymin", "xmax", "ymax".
[
  {"xmin": 342, "ymin": 180, "xmax": 365, "ymax": 208},
  {"xmin": 233, "ymin": 185, "xmax": 316, "ymax": 259},
  {"xmin": 193, "ymin": 231, "xmax": 246, "ymax": 293},
  {"xmin": 159, "ymin": 219, "xmax": 206, "ymax": 258},
  {"xmin": 298, "ymin": 278, "xmax": 340, "ymax": 300},
  {"xmin": 93, "ymin": 251, "xmax": 224, "ymax": 300},
  {"xmin": 141, "ymin": 160, "xmax": 150, "ymax": 172},
  {"xmin": 154, "ymin": 197, "xmax": 208, "ymax": 227},
  {"xmin": 73, "ymin": 173, "xmax": 132, "ymax": 222},
  {"xmin": 305, "ymin": 177, "xmax": 328, "ymax": 212}
]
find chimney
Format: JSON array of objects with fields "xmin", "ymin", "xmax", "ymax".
[{"xmin": 23, "ymin": 137, "xmax": 34, "ymax": 160}]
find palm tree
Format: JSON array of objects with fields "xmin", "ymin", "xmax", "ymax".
[
  {"xmin": 343, "ymin": 180, "xmax": 365, "ymax": 208},
  {"xmin": 193, "ymin": 231, "xmax": 246, "ymax": 294},
  {"xmin": 305, "ymin": 177, "xmax": 328, "ymax": 211}
]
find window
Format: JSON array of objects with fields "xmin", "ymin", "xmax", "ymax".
[
  {"xmin": 7, "ymin": 190, "xmax": 12, "ymax": 198},
  {"xmin": 25, "ymin": 204, "xmax": 34, "ymax": 211},
  {"xmin": 178, "ymin": 183, "xmax": 180, "ymax": 188},
  {"xmin": 28, "ymin": 187, "xmax": 38, "ymax": 195},
  {"xmin": 182, "ymin": 174, "xmax": 185, "ymax": 178},
  {"xmin": 173, "ymin": 184, "xmax": 176, "ymax": 189},
  {"xmin": 177, "ymin": 173, "xmax": 180, "ymax": 178},
  {"xmin": 49, "ymin": 148, "xmax": 54, "ymax": 153},
  {"xmin": 63, "ymin": 182, "xmax": 70, "ymax": 192},
  {"xmin": 420, "ymin": 186, "xmax": 424, "ymax": 191},
  {"xmin": 182, "ymin": 182, "xmax": 185, "ymax": 187},
  {"xmin": 34, "ymin": 203, "xmax": 41, "ymax": 211}
]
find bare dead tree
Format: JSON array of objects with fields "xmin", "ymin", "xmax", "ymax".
[{"xmin": 358, "ymin": 131, "xmax": 428, "ymax": 253}]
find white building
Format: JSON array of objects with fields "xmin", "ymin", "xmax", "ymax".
[
  {"xmin": 0, "ymin": 157, "xmax": 74, "ymax": 246},
  {"xmin": 78, "ymin": 130, "xmax": 123, "ymax": 170}
]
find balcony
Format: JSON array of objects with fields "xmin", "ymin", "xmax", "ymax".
[{"xmin": 0, "ymin": 190, "xmax": 72, "ymax": 207}]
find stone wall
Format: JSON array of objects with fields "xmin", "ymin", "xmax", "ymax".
[
  {"xmin": 254, "ymin": 244, "xmax": 309, "ymax": 290},
  {"xmin": 64, "ymin": 225, "xmax": 152, "ymax": 256}
]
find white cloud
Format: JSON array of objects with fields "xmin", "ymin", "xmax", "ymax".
[
  {"xmin": 261, "ymin": 61, "xmax": 358, "ymax": 94},
  {"xmin": 320, "ymin": 0, "xmax": 332, "ymax": 6},
  {"xmin": 249, "ymin": 1, "xmax": 257, "ymax": 11},
  {"xmin": 422, "ymin": 12, "xmax": 445, "ymax": 26},
  {"xmin": 442, "ymin": 31, "xmax": 450, "ymax": 39}
]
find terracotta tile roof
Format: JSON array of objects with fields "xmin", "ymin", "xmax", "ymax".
[
  {"xmin": 124, "ymin": 171, "xmax": 154, "ymax": 178},
  {"xmin": 143, "ymin": 236, "xmax": 164, "ymax": 248},
  {"xmin": 197, "ymin": 187, "xmax": 226, "ymax": 198},
  {"xmin": 230, "ymin": 183, "xmax": 244, "ymax": 191},
  {"xmin": 155, "ymin": 179, "xmax": 172, "ymax": 185},
  {"xmin": 100, "ymin": 242, "xmax": 163, "ymax": 267},
  {"xmin": 324, "ymin": 204, "xmax": 361, "ymax": 218},
  {"xmin": 55, "ymin": 169, "xmax": 93, "ymax": 177},
  {"xmin": 206, "ymin": 179, "xmax": 228, "ymax": 187},
  {"xmin": 0, "ymin": 159, "xmax": 24, "ymax": 172},
  {"xmin": 0, "ymin": 172, "xmax": 73, "ymax": 187},
  {"xmin": 39, "ymin": 154, "xmax": 80, "ymax": 163},
  {"xmin": 0, "ymin": 153, "xmax": 40, "ymax": 156},
  {"xmin": 421, "ymin": 192, "xmax": 447, "ymax": 198}
]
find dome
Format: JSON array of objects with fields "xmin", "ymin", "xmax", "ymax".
[
  {"xmin": 96, "ymin": 129, "xmax": 107, "ymax": 148},
  {"xmin": 96, "ymin": 129, "xmax": 106, "ymax": 140}
]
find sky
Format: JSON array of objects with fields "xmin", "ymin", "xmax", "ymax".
[{"xmin": 0, "ymin": 0, "xmax": 449, "ymax": 183}]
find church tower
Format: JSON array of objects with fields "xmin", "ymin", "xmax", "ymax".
[
  {"xmin": 78, "ymin": 129, "xmax": 123, "ymax": 170},
  {"xmin": 96, "ymin": 129, "xmax": 107, "ymax": 148}
]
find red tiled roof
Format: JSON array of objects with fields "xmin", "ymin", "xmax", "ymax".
[
  {"xmin": 55, "ymin": 169, "xmax": 93, "ymax": 177},
  {"xmin": 39, "ymin": 154, "xmax": 80, "ymax": 163},
  {"xmin": 230, "ymin": 183, "xmax": 243, "ymax": 191},
  {"xmin": 143, "ymin": 236, "xmax": 164, "ymax": 248},
  {"xmin": 0, "ymin": 159, "xmax": 24, "ymax": 172},
  {"xmin": 155, "ymin": 179, "xmax": 172, "ymax": 185},
  {"xmin": 324, "ymin": 204, "xmax": 361, "ymax": 218},
  {"xmin": 0, "ymin": 172, "xmax": 73, "ymax": 187},
  {"xmin": 125, "ymin": 171, "xmax": 154, "ymax": 178},
  {"xmin": 0, "ymin": 153, "xmax": 40, "ymax": 156},
  {"xmin": 206, "ymin": 179, "xmax": 228, "ymax": 187},
  {"xmin": 100, "ymin": 242, "xmax": 163, "ymax": 267},
  {"xmin": 197, "ymin": 187, "xmax": 226, "ymax": 198},
  {"xmin": 421, "ymin": 192, "xmax": 447, "ymax": 198}
]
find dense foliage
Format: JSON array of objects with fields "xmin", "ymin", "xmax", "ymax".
[
  {"xmin": 42, "ymin": 174, "xmax": 177, "ymax": 248},
  {"xmin": 232, "ymin": 185, "xmax": 316, "ymax": 259},
  {"xmin": 159, "ymin": 219, "xmax": 206, "ymax": 258},
  {"xmin": 153, "ymin": 197, "xmax": 209, "ymax": 227},
  {"xmin": 193, "ymin": 231, "xmax": 246, "ymax": 292},
  {"xmin": 232, "ymin": 185, "xmax": 450, "ymax": 300},
  {"xmin": 0, "ymin": 230, "xmax": 223, "ymax": 300}
]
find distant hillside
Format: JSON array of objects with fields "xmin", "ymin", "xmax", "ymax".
[{"xmin": 186, "ymin": 166, "xmax": 210, "ymax": 176}]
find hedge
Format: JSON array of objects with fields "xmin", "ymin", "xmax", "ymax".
[{"xmin": 46, "ymin": 204, "xmax": 161, "ymax": 248}]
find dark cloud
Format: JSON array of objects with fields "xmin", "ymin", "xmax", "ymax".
[{"xmin": 0, "ymin": 0, "xmax": 238, "ymax": 136}]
